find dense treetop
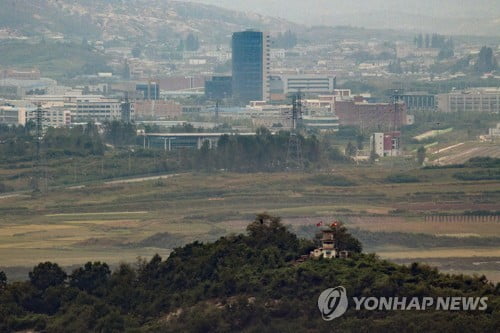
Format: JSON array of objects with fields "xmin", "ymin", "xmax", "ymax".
[{"xmin": 0, "ymin": 214, "xmax": 498, "ymax": 332}]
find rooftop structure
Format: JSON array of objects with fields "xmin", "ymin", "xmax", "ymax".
[
  {"xmin": 279, "ymin": 75, "xmax": 336, "ymax": 95},
  {"xmin": 400, "ymin": 92, "xmax": 436, "ymax": 111}
]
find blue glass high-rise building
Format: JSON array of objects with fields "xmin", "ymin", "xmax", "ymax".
[{"xmin": 232, "ymin": 30, "xmax": 270, "ymax": 104}]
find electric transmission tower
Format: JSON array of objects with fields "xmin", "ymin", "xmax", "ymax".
[
  {"xmin": 286, "ymin": 92, "xmax": 304, "ymax": 170},
  {"xmin": 393, "ymin": 89, "xmax": 410, "ymax": 168},
  {"xmin": 30, "ymin": 103, "xmax": 47, "ymax": 192}
]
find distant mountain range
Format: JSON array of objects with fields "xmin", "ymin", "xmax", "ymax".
[
  {"xmin": 192, "ymin": 0, "xmax": 500, "ymax": 37},
  {"xmin": 0, "ymin": 0, "xmax": 297, "ymax": 42},
  {"xmin": 0, "ymin": 0, "xmax": 497, "ymax": 46}
]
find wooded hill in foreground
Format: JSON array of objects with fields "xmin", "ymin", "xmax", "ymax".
[{"xmin": 0, "ymin": 214, "xmax": 498, "ymax": 333}]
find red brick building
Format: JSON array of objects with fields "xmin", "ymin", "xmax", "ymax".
[
  {"xmin": 335, "ymin": 98, "xmax": 407, "ymax": 130},
  {"xmin": 155, "ymin": 76, "xmax": 208, "ymax": 91},
  {"xmin": 134, "ymin": 100, "xmax": 182, "ymax": 119}
]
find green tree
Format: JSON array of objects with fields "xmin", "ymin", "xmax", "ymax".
[
  {"xmin": 438, "ymin": 47, "xmax": 454, "ymax": 60},
  {"xmin": 337, "ymin": 227, "xmax": 362, "ymax": 253},
  {"xmin": 131, "ymin": 44, "xmax": 142, "ymax": 58},
  {"xmin": 315, "ymin": 222, "xmax": 363, "ymax": 253},
  {"xmin": 388, "ymin": 60, "xmax": 403, "ymax": 74},
  {"xmin": 122, "ymin": 60, "xmax": 131, "ymax": 80},
  {"xmin": 108, "ymin": 264, "xmax": 138, "ymax": 312},
  {"xmin": 103, "ymin": 121, "xmax": 137, "ymax": 146},
  {"xmin": 94, "ymin": 309, "xmax": 126, "ymax": 332},
  {"xmin": 417, "ymin": 33, "xmax": 423, "ymax": 48},
  {"xmin": 273, "ymin": 30, "xmax": 297, "ymax": 49},
  {"xmin": 185, "ymin": 33, "xmax": 200, "ymax": 51},
  {"xmin": 356, "ymin": 134, "xmax": 364, "ymax": 150},
  {"xmin": 369, "ymin": 150, "xmax": 379, "ymax": 163},
  {"xmin": 0, "ymin": 270, "xmax": 6, "ymax": 289},
  {"xmin": 176, "ymin": 39, "xmax": 185, "ymax": 52},
  {"xmin": 246, "ymin": 213, "xmax": 300, "ymax": 254},
  {"xmin": 29, "ymin": 262, "xmax": 67, "ymax": 290},
  {"xmin": 417, "ymin": 146, "xmax": 426, "ymax": 166},
  {"xmin": 475, "ymin": 46, "xmax": 497, "ymax": 73},
  {"xmin": 345, "ymin": 141, "xmax": 357, "ymax": 157},
  {"xmin": 197, "ymin": 140, "xmax": 212, "ymax": 171},
  {"xmin": 69, "ymin": 262, "xmax": 111, "ymax": 296}
]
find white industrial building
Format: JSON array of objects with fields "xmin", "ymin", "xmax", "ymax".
[
  {"xmin": 437, "ymin": 88, "xmax": 500, "ymax": 113},
  {"xmin": 25, "ymin": 93, "xmax": 133, "ymax": 123},
  {"xmin": 0, "ymin": 104, "xmax": 25, "ymax": 125}
]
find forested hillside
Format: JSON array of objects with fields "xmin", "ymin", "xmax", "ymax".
[
  {"xmin": 0, "ymin": 214, "xmax": 498, "ymax": 332},
  {"xmin": 0, "ymin": 0, "xmax": 294, "ymax": 42}
]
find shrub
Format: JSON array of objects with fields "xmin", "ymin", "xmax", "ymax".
[
  {"xmin": 310, "ymin": 174, "xmax": 357, "ymax": 186},
  {"xmin": 453, "ymin": 170, "xmax": 500, "ymax": 181},
  {"xmin": 0, "ymin": 182, "xmax": 13, "ymax": 193},
  {"xmin": 385, "ymin": 173, "xmax": 420, "ymax": 183}
]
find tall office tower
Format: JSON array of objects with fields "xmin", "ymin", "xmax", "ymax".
[{"xmin": 232, "ymin": 30, "xmax": 270, "ymax": 104}]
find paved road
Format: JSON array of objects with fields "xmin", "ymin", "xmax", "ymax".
[
  {"xmin": 104, "ymin": 173, "xmax": 181, "ymax": 185},
  {"xmin": 0, "ymin": 173, "xmax": 183, "ymax": 199},
  {"xmin": 0, "ymin": 193, "xmax": 24, "ymax": 200}
]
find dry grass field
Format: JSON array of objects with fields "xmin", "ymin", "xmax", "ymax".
[
  {"xmin": 433, "ymin": 142, "xmax": 500, "ymax": 165},
  {"xmin": 0, "ymin": 164, "xmax": 499, "ymax": 280}
]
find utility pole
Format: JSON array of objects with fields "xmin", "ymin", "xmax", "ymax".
[
  {"xmin": 73, "ymin": 159, "xmax": 77, "ymax": 182},
  {"xmin": 392, "ymin": 89, "xmax": 404, "ymax": 163},
  {"xmin": 30, "ymin": 103, "xmax": 46, "ymax": 192},
  {"xmin": 215, "ymin": 99, "xmax": 220, "ymax": 124},
  {"xmin": 286, "ymin": 92, "xmax": 304, "ymax": 170},
  {"xmin": 128, "ymin": 149, "xmax": 132, "ymax": 173},
  {"xmin": 436, "ymin": 121, "xmax": 441, "ymax": 165}
]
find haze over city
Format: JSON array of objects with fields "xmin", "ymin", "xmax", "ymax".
[
  {"xmin": 192, "ymin": 0, "xmax": 500, "ymax": 35},
  {"xmin": 0, "ymin": 0, "xmax": 499, "ymax": 331}
]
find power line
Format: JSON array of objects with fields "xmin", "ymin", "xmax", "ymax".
[
  {"xmin": 30, "ymin": 103, "xmax": 48, "ymax": 192},
  {"xmin": 286, "ymin": 92, "xmax": 304, "ymax": 170}
]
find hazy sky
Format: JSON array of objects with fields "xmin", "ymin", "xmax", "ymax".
[{"xmin": 188, "ymin": 0, "xmax": 500, "ymax": 35}]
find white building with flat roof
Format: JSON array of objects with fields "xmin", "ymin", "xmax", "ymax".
[
  {"xmin": 0, "ymin": 104, "xmax": 25, "ymax": 125},
  {"xmin": 489, "ymin": 123, "xmax": 500, "ymax": 137},
  {"xmin": 25, "ymin": 94, "xmax": 131, "ymax": 123},
  {"xmin": 74, "ymin": 97, "xmax": 123, "ymax": 122},
  {"xmin": 437, "ymin": 88, "xmax": 500, "ymax": 113},
  {"xmin": 280, "ymin": 75, "xmax": 336, "ymax": 95},
  {"xmin": 25, "ymin": 107, "xmax": 71, "ymax": 128}
]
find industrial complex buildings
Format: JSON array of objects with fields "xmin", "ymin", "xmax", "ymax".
[{"xmin": 437, "ymin": 88, "xmax": 500, "ymax": 113}]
